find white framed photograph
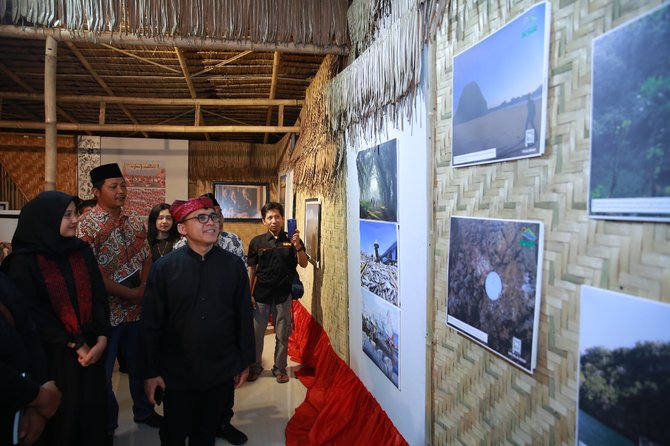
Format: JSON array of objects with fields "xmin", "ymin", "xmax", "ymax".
[
  {"xmin": 446, "ymin": 216, "xmax": 544, "ymax": 372},
  {"xmin": 451, "ymin": 2, "xmax": 550, "ymax": 167}
]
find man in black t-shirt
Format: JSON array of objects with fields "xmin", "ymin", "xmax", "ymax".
[{"xmin": 247, "ymin": 202, "xmax": 308, "ymax": 383}]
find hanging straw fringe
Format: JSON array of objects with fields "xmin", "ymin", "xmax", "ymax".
[
  {"xmin": 328, "ymin": 1, "xmax": 423, "ymax": 148},
  {"xmin": 5, "ymin": 0, "xmax": 348, "ymax": 48},
  {"xmin": 189, "ymin": 141, "xmax": 277, "ymax": 182},
  {"xmin": 291, "ymin": 55, "xmax": 343, "ymax": 198}
]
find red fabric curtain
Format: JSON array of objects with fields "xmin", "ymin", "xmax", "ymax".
[{"xmin": 286, "ymin": 301, "xmax": 408, "ymax": 446}]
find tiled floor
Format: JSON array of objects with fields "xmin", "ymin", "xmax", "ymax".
[{"xmin": 111, "ymin": 330, "xmax": 307, "ymax": 445}]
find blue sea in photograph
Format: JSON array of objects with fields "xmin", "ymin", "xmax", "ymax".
[{"xmin": 578, "ymin": 409, "xmax": 634, "ymax": 446}]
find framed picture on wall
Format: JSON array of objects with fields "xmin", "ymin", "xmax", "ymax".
[
  {"xmin": 213, "ymin": 182, "xmax": 268, "ymax": 221},
  {"xmin": 578, "ymin": 286, "xmax": 670, "ymax": 445},
  {"xmin": 0, "ymin": 202, "xmax": 8, "ymax": 210},
  {"xmin": 304, "ymin": 198, "xmax": 321, "ymax": 267},
  {"xmin": 588, "ymin": 2, "xmax": 670, "ymax": 222},
  {"xmin": 278, "ymin": 174, "xmax": 287, "ymax": 207},
  {"xmin": 446, "ymin": 216, "xmax": 544, "ymax": 373},
  {"xmin": 451, "ymin": 1, "xmax": 550, "ymax": 167}
]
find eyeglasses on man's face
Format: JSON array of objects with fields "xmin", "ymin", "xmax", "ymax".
[{"xmin": 181, "ymin": 212, "xmax": 221, "ymax": 224}]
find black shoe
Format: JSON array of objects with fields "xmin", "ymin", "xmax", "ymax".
[
  {"xmin": 134, "ymin": 410, "xmax": 163, "ymax": 428},
  {"xmin": 216, "ymin": 423, "xmax": 248, "ymax": 445}
]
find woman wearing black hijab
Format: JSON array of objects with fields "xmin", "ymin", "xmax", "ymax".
[{"xmin": 2, "ymin": 191, "xmax": 110, "ymax": 445}]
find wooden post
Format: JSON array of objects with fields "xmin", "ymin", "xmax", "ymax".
[{"xmin": 44, "ymin": 36, "xmax": 57, "ymax": 191}]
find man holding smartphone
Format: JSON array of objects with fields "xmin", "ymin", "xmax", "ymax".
[
  {"xmin": 140, "ymin": 196, "xmax": 254, "ymax": 445},
  {"xmin": 247, "ymin": 202, "xmax": 308, "ymax": 384}
]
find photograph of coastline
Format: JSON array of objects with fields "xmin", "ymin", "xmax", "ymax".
[
  {"xmin": 452, "ymin": 2, "xmax": 549, "ymax": 167},
  {"xmin": 578, "ymin": 286, "xmax": 670, "ymax": 445},
  {"xmin": 360, "ymin": 219, "xmax": 399, "ymax": 307},
  {"xmin": 362, "ymin": 288, "xmax": 400, "ymax": 388}
]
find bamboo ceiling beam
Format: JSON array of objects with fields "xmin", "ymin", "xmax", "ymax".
[
  {"xmin": 65, "ymin": 41, "xmax": 149, "ymax": 138},
  {"xmin": 203, "ymin": 109, "xmax": 256, "ymax": 127},
  {"xmin": 0, "ymin": 26, "xmax": 349, "ymax": 56},
  {"xmin": 0, "ymin": 120, "xmax": 300, "ymax": 134},
  {"xmin": 0, "ymin": 92, "xmax": 303, "ymax": 107},
  {"xmin": 175, "ymin": 47, "xmax": 209, "ymax": 140},
  {"xmin": 192, "ymin": 50, "xmax": 254, "ymax": 77},
  {"xmin": 0, "ymin": 62, "xmax": 79, "ymax": 125},
  {"xmin": 264, "ymin": 51, "xmax": 281, "ymax": 144},
  {"xmin": 101, "ymin": 43, "xmax": 182, "ymax": 74}
]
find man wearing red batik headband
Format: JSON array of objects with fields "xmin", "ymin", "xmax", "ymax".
[{"xmin": 139, "ymin": 196, "xmax": 254, "ymax": 446}]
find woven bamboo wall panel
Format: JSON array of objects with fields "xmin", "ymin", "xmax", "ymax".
[
  {"xmin": 0, "ymin": 134, "xmax": 78, "ymax": 201},
  {"xmin": 432, "ymin": 1, "xmax": 668, "ymax": 445},
  {"xmin": 293, "ymin": 187, "xmax": 349, "ymax": 359}
]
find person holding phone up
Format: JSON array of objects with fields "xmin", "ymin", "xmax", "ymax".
[{"xmin": 247, "ymin": 202, "xmax": 308, "ymax": 384}]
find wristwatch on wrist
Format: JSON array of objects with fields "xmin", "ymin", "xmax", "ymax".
[{"xmin": 69, "ymin": 339, "xmax": 84, "ymax": 350}]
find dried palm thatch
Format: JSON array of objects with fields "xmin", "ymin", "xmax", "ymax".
[
  {"xmin": 4, "ymin": 0, "xmax": 348, "ymax": 48},
  {"xmin": 328, "ymin": 1, "xmax": 423, "ymax": 147},
  {"xmin": 189, "ymin": 140, "xmax": 277, "ymax": 182},
  {"xmin": 330, "ymin": 0, "xmax": 448, "ymax": 147},
  {"xmin": 291, "ymin": 54, "xmax": 343, "ymax": 198}
]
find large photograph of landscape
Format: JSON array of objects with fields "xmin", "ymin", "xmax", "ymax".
[
  {"xmin": 451, "ymin": 1, "xmax": 549, "ymax": 167},
  {"xmin": 446, "ymin": 216, "xmax": 543, "ymax": 372},
  {"xmin": 588, "ymin": 3, "xmax": 670, "ymax": 222},
  {"xmin": 578, "ymin": 286, "xmax": 670, "ymax": 446},
  {"xmin": 362, "ymin": 288, "xmax": 400, "ymax": 388},
  {"xmin": 357, "ymin": 139, "xmax": 398, "ymax": 222}
]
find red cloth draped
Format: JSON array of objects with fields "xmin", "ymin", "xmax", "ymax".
[{"xmin": 286, "ymin": 301, "xmax": 408, "ymax": 446}]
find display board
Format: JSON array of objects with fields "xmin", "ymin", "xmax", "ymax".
[
  {"xmin": 101, "ymin": 137, "xmax": 189, "ymax": 217},
  {"xmin": 346, "ymin": 94, "xmax": 428, "ymax": 444}
]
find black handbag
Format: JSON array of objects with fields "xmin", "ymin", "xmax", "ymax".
[{"xmin": 290, "ymin": 275, "xmax": 304, "ymax": 299}]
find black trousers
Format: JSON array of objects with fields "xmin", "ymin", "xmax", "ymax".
[{"xmin": 160, "ymin": 379, "xmax": 233, "ymax": 446}]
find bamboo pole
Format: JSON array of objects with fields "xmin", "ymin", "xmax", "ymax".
[
  {"xmin": 0, "ymin": 121, "xmax": 300, "ymax": 134},
  {"xmin": 44, "ymin": 36, "xmax": 57, "ymax": 191},
  {"xmin": 0, "ymin": 26, "xmax": 349, "ymax": 56},
  {"xmin": 0, "ymin": 92, "xmax": 303, "ymax": 107}
]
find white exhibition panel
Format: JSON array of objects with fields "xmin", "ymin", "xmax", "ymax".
[
  {"xmin": 101, "ymin": 137, "xmax": 189, "ymax": 204},
  {"xmin": 346, "ymin": 93, "xmax": 428, "ymax": 445}
]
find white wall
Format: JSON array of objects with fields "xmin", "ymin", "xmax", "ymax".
[
  {"xmin": 101, "ymin": 136, "xmax": 189, "ymax": 204},
  {"xmin": 346, "ymin": 93, "xmax": 429, "ymax": 445},
  {"xmin": 0, "ymin": 211, "xmax": 20, "ymax": 243}
]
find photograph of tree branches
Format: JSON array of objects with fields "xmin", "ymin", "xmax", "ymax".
[
  {"xmin": 357, "ymin": 139, "xmax": 398, "ymax": 222},
  {"xmin": 578, "ymin": 286, "xmax": 670, "ymax": 446},
  {"xmin": 589, "ymin": 3, "xmax": 670, "ymax": 222}
]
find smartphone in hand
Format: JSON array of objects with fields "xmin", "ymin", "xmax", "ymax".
[
  {"xmin": 287, "ymin": 219, "xmax": 297, "ymax": 239},
  {"xmin": 154, "ymin": 386, "xmax": 164, "ymax": 406}
]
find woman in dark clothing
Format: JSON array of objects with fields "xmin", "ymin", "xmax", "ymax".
[
  {"xmin": 2, "ymin": 191, "xmax": 110, "ymax": 446},
  {"xmin": 0, "ymin": 271, "xmax": 61, "ymax": 446},
  {"xmin": 147, "ymin": 203, "xmax": 179, "ymax": 262}
]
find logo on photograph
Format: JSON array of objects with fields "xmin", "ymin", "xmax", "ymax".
[
  {"xmin": 519, "ymin": 227, "xmax": 537, "ymax": 248},
  {"xmin": 512, "ymin": 337, "xmax": 522, "ymax": 356},
  {"xmin": 522, "ymin": 14, "xmax": 539, "ymax": 38}
]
